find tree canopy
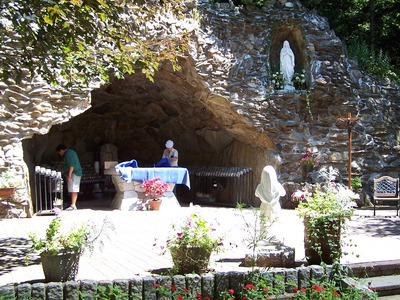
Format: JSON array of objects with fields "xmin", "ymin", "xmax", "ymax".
[{"xmin": 0, "ymin": 0, "xmax": 190, "ymax": 87}]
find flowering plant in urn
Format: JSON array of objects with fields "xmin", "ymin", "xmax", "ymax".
[
  {"xmin": 140, "ymin": 177, "xmax": 169, "ymax": 201},
  {"xmin": 300, "ymin": 150, "xmax": 319, "ymax": 167}
]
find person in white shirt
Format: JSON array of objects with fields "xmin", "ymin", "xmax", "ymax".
[{"xmin": 162, "ymin": 140, "xmax": 178, "ymax": 166}]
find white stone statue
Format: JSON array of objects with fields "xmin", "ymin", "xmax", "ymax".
[
  {"xmin": 280, "ymin": 40, "xmax": 295, "ymax": 84},
  {"xmin": 255, "ymin": 166, "xmax": 286, "ymax": 221}
]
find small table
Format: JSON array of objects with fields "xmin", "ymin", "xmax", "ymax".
[{"xmin": 104, "ymin": 167, "xmax": 190, "ymax": 211}]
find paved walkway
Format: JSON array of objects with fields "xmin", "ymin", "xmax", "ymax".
[{"xmin": 1, "ymin": 198, "xmax": 400, "ymax": 286}]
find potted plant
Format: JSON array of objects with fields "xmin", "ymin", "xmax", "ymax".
[
  {"xmin": 0, "ymin": 167, "xmax": 23, "ymax": 198},
  {"xmin": 154, "ymin": 213, "xmax": 225, "ymax": 274},
  {"xmin": 26, "ymin": 208, "xmax": 114, "ymax": 282},
  {"xmin": 140, "ymin": 177, "xmax": 169, "ymax": 210},
  {"xmin": 294, "ymin": 166, "xmax": 356, "ymax": 265},
  {"xmin": 300, "ymin": 150, "xmax": 319, "ymax": 173}
]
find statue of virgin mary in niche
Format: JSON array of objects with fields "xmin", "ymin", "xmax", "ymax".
[{"xmin": 280, "ymin": 40, "xmax": 295, "ymax": 91}]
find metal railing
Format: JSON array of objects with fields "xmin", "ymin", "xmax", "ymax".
[{"xmin": 34, "ymin": 166, "xmax": 63, "ymax": 215}]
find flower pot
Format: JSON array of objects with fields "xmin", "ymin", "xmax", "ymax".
[
  {"xmin": 303, "ymin": 217, "xmax": 341, "ymax": 265},
  {"xmin": 0, "ymin": 187, "xmax": 16, "ymax": 198},
  {"xmin": 304, "ymin": 165, "xmax": 314, "ymax": 173},
  {"xmin": 149, "ymin": 200, "xmax": 162, "ymax": 210},
  {"xmin": 170, "ymin": 246, "xmax": 212, "ymax": 274},
  {"xmin": 40, "ymin": 252, "xmax": 80, "ymax": 282}
]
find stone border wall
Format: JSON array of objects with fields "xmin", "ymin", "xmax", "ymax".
[{"xmin": 0, "ymin": 265, "xmax": 347, "ymax": 300}]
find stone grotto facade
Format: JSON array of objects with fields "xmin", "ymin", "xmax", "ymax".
[{"xmin": 1, "ymin": 0, "xmax": 399, "ymax": 217}]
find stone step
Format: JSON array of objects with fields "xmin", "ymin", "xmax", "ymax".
[
  {"xmin": 344, "ymin": 275, "xmax": 400, "ymax": 298},
  {"xmin": 361, "ymin": 275, "xmax": 400, "ymax": 297},
  {"xmin": 348, "ymin": 260, "xmax": 400, "ymax": 278},
  {"xmin": 378, "ymin": 295, "xmax": 400, "ymax": 299}
]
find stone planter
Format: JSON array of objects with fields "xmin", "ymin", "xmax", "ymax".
[
  {"xmin": 303, "ymin": 217, "xmax": 341, "ymax": 265},
  {"xmin": 170, "ymin": 246, "xmax": 212, "ymax": 274},
  {"xmin": 40, "ymin": 252, "xmax": 80, "ymax": 282}
]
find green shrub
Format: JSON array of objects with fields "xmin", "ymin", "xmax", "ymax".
[{"xmin": 347, "ymin": 40, "xmax": 398, "ymax": 82}]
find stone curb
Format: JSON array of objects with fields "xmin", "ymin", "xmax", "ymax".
[{"xmin": 0, "ymin": 265, "xmax": 346, "ymax": 300}]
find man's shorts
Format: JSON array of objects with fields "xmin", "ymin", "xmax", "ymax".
[{"xmin": 67, "ymin": 173, "xmax": 81, "ymax": 193}]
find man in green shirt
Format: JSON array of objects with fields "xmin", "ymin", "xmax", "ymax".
[{"xmin": 56, "ymin": 144, "xmax": 82, "ymax": 211}]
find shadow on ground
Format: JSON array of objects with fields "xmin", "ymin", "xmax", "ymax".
[{"xmin": 0, "ymin": 237, "xmax": 40, "ymax": 276}]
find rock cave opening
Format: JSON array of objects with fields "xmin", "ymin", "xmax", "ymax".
[{"xmin": 22, "ymin": 58, "xmax": 275, "ymax": 208}]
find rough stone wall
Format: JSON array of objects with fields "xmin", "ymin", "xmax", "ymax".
[
  {"xmin": 190, "ymin": 0, "xmax": 400, "ymax": 204},
  {"xmin": 0, "ymin": 76, "xmax": 91, "ymax": 216}
]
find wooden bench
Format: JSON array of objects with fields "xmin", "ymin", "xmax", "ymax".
[{"xmin": 373, "ymin": 176, "xmax": 400, "ymax": 216}]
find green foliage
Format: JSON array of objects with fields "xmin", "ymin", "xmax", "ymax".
[
  {"xmin": 347, "ymin": 39, "xmax": 394, "ymax": 79},
  {"xmin": 294, "ymin": 166, "xmax": 357, "ymax": 264},
  {"xmin": 219, "ymin": 271, "xmax": 378, "ymax": 300},
  {"xmin": 271, "ymin": 71, "xmax": 285, "ymax": 89},
  {"xmin": 240, "ymin": 0, "xmax": 266, "ymax": 7},
  {"xmin": 0, "ymin": 167, "xmax": 23, "ymax": 188},
  {"xmin": 235, "ymin": 203, "xmax": 276, "ymax": 268},
  {"xmin": 156, "ymin": 214, "xmax": 225, "ymax": 253},
  {"xmin": 292, "ymin": 69, "xmax": 307, "ymax": 90},
  {"xmin": 152, "ymin": 283, "xmax": 209, "ymax": 300},
  {"xmin": 26, "ymin": 209, "xmax": 114, "ymax": 262},
  {"xmin": 0, "ymin": 0, "xmax": 190, "ymax": 87},
  {"xmin": 351, "ymin": 176, "xmax": 362, "ymax": 190},
  {"xmin": 299, "ymin": 0, "xmax": 400, "ymax": 78}
]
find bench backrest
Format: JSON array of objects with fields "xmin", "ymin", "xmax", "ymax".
[{"xmin": 374, "ymin": 176, "xmax": 399, "ymax": 198}]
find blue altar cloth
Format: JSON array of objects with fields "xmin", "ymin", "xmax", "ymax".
[{"xmin": 115, "ymin": 165, "xmax": 190, "ymax": 189}]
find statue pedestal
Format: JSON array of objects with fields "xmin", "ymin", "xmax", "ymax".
[
  {"xmin": 283, "ymin": 84, "xmax": 295, "ymax": 92},
  {"xmin": 242, "ymin": 245, "xmax": 295, "ymax": 267}
]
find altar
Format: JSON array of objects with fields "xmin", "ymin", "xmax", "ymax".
[{"xmin": 104, "ymin": 161, "xmax": 190, "ymax": 211}]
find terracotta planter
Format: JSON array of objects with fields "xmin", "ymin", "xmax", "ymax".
[
  {"xmin": 303, "ymin": 217, "xmax": 341, "ymax": 265},
  {"xmin": 170, "ymin": 246, "xmax": 212, "ymax": 274},
  {"xmin": 0, "ymin": 187, "xmax": 16, "ymax": 198},
  {"xmin": 149, "ymin": 200, "xmax": 162, "ymax": 210},
  {"xmin": 40, "ymin": 252, "xmax": 80, "ymax": 282}
]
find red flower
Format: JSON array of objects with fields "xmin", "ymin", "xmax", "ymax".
[
  {"xmin": 204, "ymin": 298, "xmax": 210, "ymax": 300},
  {"xmin": 171, "ymin": 285, "xmax": 176, "ymax": 292},
  {"xmin": 331, "ymin": 288, "xmax": 338, "ymax": 296},
  {"xmin": 228, "ymin": 289, "xmax": 234, "ymax": 294},
  {"xmin": 182, "ymin": 288, "xmax": 190, "ymax": 293},
  {"xmin": 153, "ymin": 283, "xmax": 159, "ymax": 288},
  {"xmin": 368, "ymin": 286, "xmax": 376, "ymax": 291},
  {"xmin": 178, "ymin": 295, "xmax": 183, "ymax": 300},
  {"xmin": 263, "ymin": 288, "xmax": 269, "ymax": 292},
  {"xmin": 311, "ymin": 285, "xmax": 322, "ymax": 292},
  {"xmin": 301, "ymin": 288, "xmax": 306, "ymax": 292},
  {"xmin": 293, "ymin": 288, "xmax": 298, "ymax": 293},
  {"xmin": 196, "ymin": 293, "xmax": 202, "ymax": 299},
  {"xmin": 245, "ymin": 284, "xmax": 256, "ymax": 290}
]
